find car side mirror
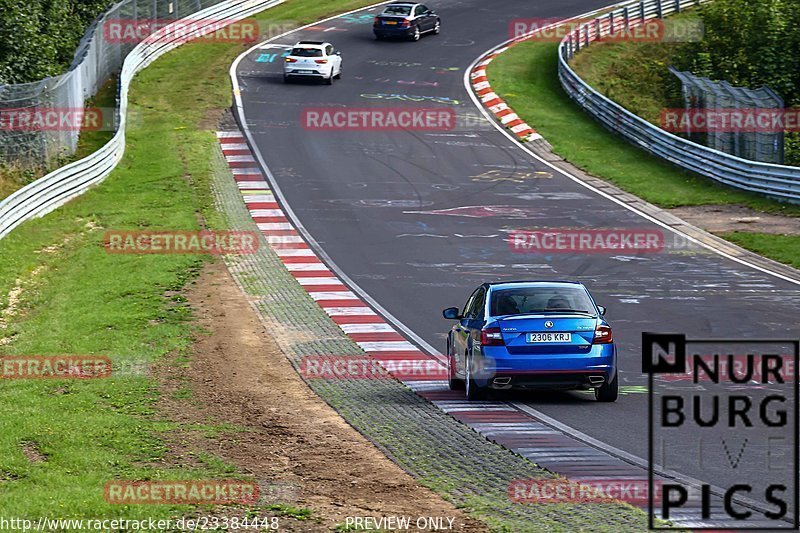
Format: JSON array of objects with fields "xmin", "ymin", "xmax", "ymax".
[
  {"xmin": 598, "ymin": 305, "xmax": 607, "ymax": 316},
  {"xmin": 442, "ymin": 307, "xmax": 461, "ymax": 320}
]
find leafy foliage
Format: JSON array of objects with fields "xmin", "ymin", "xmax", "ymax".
[
  {"xmin": 0, "ymin": 0, "xmax": 112, "ymax": 84},
  {"xmin": 674, "ymin": 0, "xmax": 800, "ymax": 105},
  {"xmin": 673, "ymin": 0, "xmax": 800, "ymax": 164}
]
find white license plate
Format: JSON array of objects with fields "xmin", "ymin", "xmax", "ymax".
[
  {"xmin": 527, "ymin": 332, "xmax": 572, "ymax": 343},
  {"xmin": 296, "ymin": 69, "xmax": 314, "ymax": 73}
]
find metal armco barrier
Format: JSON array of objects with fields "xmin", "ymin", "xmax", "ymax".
[
  {"xmin": 0, "ymin": 0, "xmax": 283, "ymax": 241},
  {"xmin": 558, "ymin": 0, "xmax": 800, "ymax": 203}
]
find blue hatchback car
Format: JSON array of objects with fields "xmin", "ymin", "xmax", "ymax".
[{"xmin": 443, "ymin": 281, "xmax": 618, "ymax": 402}]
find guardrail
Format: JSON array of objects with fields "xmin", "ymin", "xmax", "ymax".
[
  {"xmin": 558, "ymin": 0, "xmax": 800, "ymax": 203},
  {"xmin": 0, "ymin": 0, "xmax": 283, "ymax": 241}
]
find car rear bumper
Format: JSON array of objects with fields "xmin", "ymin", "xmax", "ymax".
[
  {"xmin": 284, "ymin": 67, "xmax": 330, "ymax": 78},
  {"xmin": 474, "ymin": 344, "xmax": 616, "ymax": 390},
  {"xmin": 374, "ymin": 26, "xmax": 415, "ymax": 37}
]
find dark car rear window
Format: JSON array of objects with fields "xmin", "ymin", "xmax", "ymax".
[
  {"xmin": 490, "ymin": 287, "xmax": 596, "ymax": 316},
  {"xmin": 290, "ymin": 48, "xmax": 323, "ymax": 57},
  {"xmin": 382, "ymin": 5, "xmax": 412, "ymax": 15}
]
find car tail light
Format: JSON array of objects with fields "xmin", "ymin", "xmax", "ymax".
[
  {"xmin": 315, "ymin": 59, "xmax": 328, "ymax": 64},
  {"xmin": 399, "ymin": 19, "xmax": 410, "ymax": 27},
  {"xmin": 592, "ymin": 325, "xmax": 613, "ymax": 344},
  {"xmin": 373, "ymin": 16, "xmax": 380, "ymax": 26},
  {"xmin": 481, "ymin": 327, "xmax": 504, "ymax": 346},
  {"xmin": 285, "ymin": 58, "xmax": 297, "ymax": 63}
]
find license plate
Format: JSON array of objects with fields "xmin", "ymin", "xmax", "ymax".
[
  {"xmin": 296, "ymin": 70, "xmax": 313, "ymax": 73},
  {"xmin": 384, "ymin": 20, "xmax": 397, "ymax": 24},
  {"xmin": 527, "ymin": 332, "xmax": 572, "ymax": 343}
]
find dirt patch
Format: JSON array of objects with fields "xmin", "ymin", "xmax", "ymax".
[
  {"xmin": 21, "ymin": 441, "xmax": 47, "ymax": 464},
  {"xmin": 669, "ymin": 205, "xmax": 800, "ymax": 235},
  {"xmin": 155, "ymin": 260, "xmax": 486, "ymax": 531}
]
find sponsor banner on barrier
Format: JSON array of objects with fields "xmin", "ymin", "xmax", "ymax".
[
  {"xmin": 509, "ymin": 18, "xmax": 703, "ymax": 42},
  {"xmin": 104, "ymin": 231, "xmax": 259, "ymax": 255},
  {"xmin": 102, "ymin": 18, "xmax": 270, "ymax": 44},
  {"xmin": 104, "ymin": 480, "xmax": 259, "ymax": 505},
  {"xmin": 509, "ymin": 229, "xmax": 665, "ymax": 254},
  {"xmin": 302, "ymin": 108, "xmax": 457, "ymax": 131},
  {"xmin": 661, "ymin": 108, "xmax": 800, "ymax": 133}
]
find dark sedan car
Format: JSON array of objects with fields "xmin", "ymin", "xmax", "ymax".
[{"xmin": 373, "ymin": 2, "xmax": 440, "ymax": 41}]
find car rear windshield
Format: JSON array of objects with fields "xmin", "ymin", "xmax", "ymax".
[
  {"xmin": 290, "ymin": 48, "xmax": 323, "ymax": 57},
  {"xmin": 382, "ymin": 5, "xmax": 412, "ymax": 15},
  {"xmin": 490, "ymin": 287, "xmax": 596, "ymax": 316}
]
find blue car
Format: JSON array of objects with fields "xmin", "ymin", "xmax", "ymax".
[{"xmin": 443, "ymin": 281, "xmax": 618, "ymax": 402}]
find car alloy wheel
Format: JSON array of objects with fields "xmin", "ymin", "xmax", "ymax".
[
  {"xmin": 412, "ymin": 27, "xmax": 420, "ymax": 41},
  {"xmin": 433, "ymin": 21, "xmax": 440, "ymax": 34}
]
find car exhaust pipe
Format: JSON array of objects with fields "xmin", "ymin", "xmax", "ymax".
[
  {"xmin": 493, "ymin": 377, "xmax": 512, "ymax": 387},
  {"xmin": 588, "ymin": 376, "xmax": 605, "ymax": 386}
]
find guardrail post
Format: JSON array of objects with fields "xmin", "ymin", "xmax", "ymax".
[
  {"xmin": 675, "ymin": 0, "xmax": 681, "ymax": 12},
  {"xmin": 595, "ymin": 18, "xmax": 601, "ymax": 39},
  {"xmin": 623, "ymin": 6, "xmax": 629, "ymax": 29},
  {"xmin": 657, "ymin": 0, "xmax": 663, "ymax": 18},
  {"xmin": 608, "ymin": 12, "xmax": 615, "ymax": 35},
  {"xmin": 568, "ymin": 34, "xmax": 574, "ymax": 59},
  {"xmin": 640, "ymin": 1, "xmax": 646, "ymax": 23}
]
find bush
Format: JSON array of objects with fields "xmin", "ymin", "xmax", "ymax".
[
  {"xmin": 673, "ymin": 0, "xmax": 800, "ymax": 106},
  {"xmin": 0, "ymin": 0, "xmax": 112, "ymax": 84}
]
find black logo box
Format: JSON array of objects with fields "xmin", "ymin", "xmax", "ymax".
[{"xmin": 642, "ymin": 332, "xmax": 799, "ymax": 530}]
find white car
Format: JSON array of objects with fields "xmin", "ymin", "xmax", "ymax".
[{"xmin": 283, "ymin": 41, "xmax": 342, "ymax": 85}]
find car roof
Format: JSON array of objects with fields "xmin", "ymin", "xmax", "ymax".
[
  {"xmin": 485, "ymin": 281, "xmax": 586, "ymax": 290},
  {"xmin": 382, "ymin": 2, "xmax": 418, "ymax": 8},
  {"xmin": 293, "ymin": 41, "xmax": 328, "ymax": 48}
]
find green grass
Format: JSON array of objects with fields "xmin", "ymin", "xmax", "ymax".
[
  {"xmin": 487, "ymin": 40, "xmax": 800, "ymax": 213},
  {"xmin": 486, "ymin": 39, "xmax": 800, "ymax": 268},
  {"xmin": 0, "ymin": 0, "xmax": 378, "ymax": 522},
  {"xmin": 722, "ymin": 232, "xmax": 800, "ymax": 270}
]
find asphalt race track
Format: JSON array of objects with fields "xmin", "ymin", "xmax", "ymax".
[{"xmin": 235, "ymin": 0, "xmax": 800, "ymax": 519}]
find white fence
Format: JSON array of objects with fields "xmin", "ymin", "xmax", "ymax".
[{"xmin": 0, "ymin": 0, "xmax": 283, "ymax": 240}]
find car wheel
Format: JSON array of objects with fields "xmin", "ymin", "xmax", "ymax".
[
  {"xmin": 433, "ymin": 20, "xmax": 440, "ymax": 34},
  {"xmin": 334, "ymin": 68, "xmax": 341, "ymax": 80},
  {"xmin": 595, "ymin": 373, "xmax": 619, "ymax": 402},
  {"xmin": 447, "ymin": 341, "xmax": 464, "ymax": 390},
  {"xmin": 283, "ymin": 75, "xmax": 290, "ymax": 83},
  {"xmin": 375, "ymin": 33, "xmax": 383, "ymax": 40},
  {"xmin": 411, "ymin": 26, "xmax": 420, "ymax": 41},
  {"xmin": 465, "ymin": 353, "xmax": 486, "ymax": 401},
  {"xmin": 324, "ymin": 74, "xmax": 333, "ymax": 85}
]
